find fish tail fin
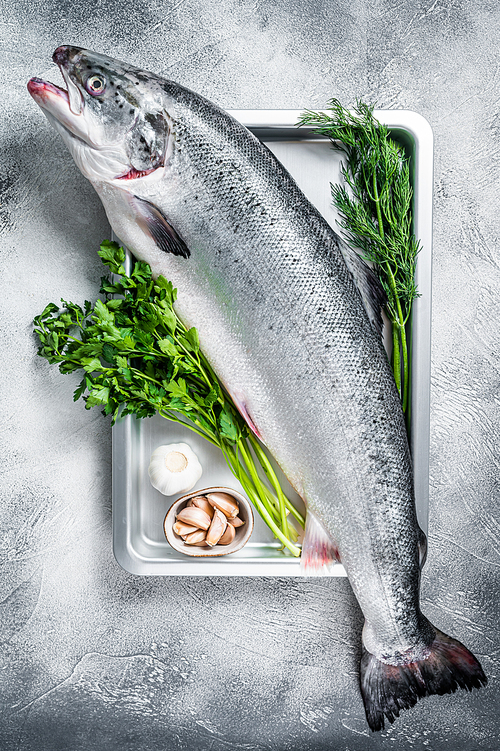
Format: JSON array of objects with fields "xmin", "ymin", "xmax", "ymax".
[
  {"xmin": 360, "ymin": 627, "xmax": 488, "ymax": 732},
  {"xmin": 300, "ymin": 511, "xmax": 339, "ymax": 575}
]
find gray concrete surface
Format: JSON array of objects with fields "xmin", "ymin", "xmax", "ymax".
[{"xmin": 1, "ymin": 1, "xmax": 499, "ymax": 749}]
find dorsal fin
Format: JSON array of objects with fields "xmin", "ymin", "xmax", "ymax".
[
  {"xmin": 338, "ymin": 239, "xmax": 386, "ymax": 335},
  {"xmin": 417, "ymin": 525, "xmax": 427, "ymax": 569}
]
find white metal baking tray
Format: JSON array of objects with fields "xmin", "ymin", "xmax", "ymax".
[{"xmin": 112, "ymin": 109, "xmax": 433, "ymax": 576}]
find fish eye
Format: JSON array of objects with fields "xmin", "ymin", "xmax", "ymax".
[{"xmin": 86, "ymin": 74, "xmax": 106, "ymax": 96}]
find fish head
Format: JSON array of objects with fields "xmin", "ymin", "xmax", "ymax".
[{"xmin": 27, "ymin": 46, "xmax": 170, "ymax": 184}]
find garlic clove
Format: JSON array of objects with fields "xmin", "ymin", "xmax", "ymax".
[
  {"xmin": 205, "ymin": 508, "xmax": 228, "ymax": 546},
  {"xmin": 227, "ymin": 516, "xmax": 245, "ymax": 527},
  {"xmin": 190, "ymin": 496, "xmax": 214, "ymax": 518},
  {"xmin": 206, "ymin": 492, "xmax": 239, "ymax": 518},
  {"xmin": 217, "ymin": 523, "xmax": 236, "ymax": 545},
  {"xmin": 173, "ymin": 521, "xmax": 199, "ymax": 537},
  {"xmin": 176, "ymin": 506, "xmax": 212, "ymax": 530},
  {"xmin": 184, "ymin": 529, "xmax": 207, "ymax": 544},
  {"xmin": 148, "ymin": 442, "xmax": 202, "ymax": 496}
]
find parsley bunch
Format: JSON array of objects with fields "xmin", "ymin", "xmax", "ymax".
[
  {"xmin": 34, "ymin": 240, "xmax": 304, "ymax": 555},
  {"xmin": 298, "ymin": 100, "xmax": 421, "ymax": 418}
]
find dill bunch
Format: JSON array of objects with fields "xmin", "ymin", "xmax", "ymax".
[{"xmin": 298, "ymin": 100, "xmax": 421, "ymax": 415}]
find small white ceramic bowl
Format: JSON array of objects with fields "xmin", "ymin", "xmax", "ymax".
[{"xmin": 164, "ymin": 486, "xmax": 254, "ymax": 557}]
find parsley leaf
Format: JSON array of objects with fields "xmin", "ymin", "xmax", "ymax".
[{"xmin": 33, "ymin": 240, "xmax": 304, "ymax": 556}]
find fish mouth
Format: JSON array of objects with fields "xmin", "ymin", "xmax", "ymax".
[
  {"xmin": 27, "ymin": 77, "xmax": 70, "ymax": 112},
  {"xmin": 27, "ymin": 48, "xmax": 89, "ymax": 144}
]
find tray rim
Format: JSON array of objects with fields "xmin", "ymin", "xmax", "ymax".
[{"xmin": 112, "ymin": 108, "xmax": 434, "ymax": 577}]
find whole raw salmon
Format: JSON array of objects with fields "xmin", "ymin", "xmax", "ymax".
[{"xmin": 28, "ymin": 47, "xmax": 487, "ymax": 731}]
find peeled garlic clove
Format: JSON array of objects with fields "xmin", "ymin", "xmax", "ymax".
[
  {"xmin": 184, "ymin": 529, "xmax": 207, "ymax": 544},
  {"xmin": 148, "ymin": 442, "xmax": 202, "ymax": 496},
  {"xmin": 218, "ymin": 523, "xmax": 236, "ymax": 545},
  {"xmin": 173, "ymin": 521, "xmax": 199, "ymax": 537},
  {"xmin": 176, "ymin": 506, "xmax": 212, "ymax": 530},
  {"xmin": 190, "ymin": 496, "xmax": 214, "ymax": 518},
  {"xmin": 227, "ymin": 516, "xmax": 245, "ymax": 527},
  {"xmin": 206, "ymin": 492, "xmax": 239, "ymax": 518},
  {"xmin": 205, "ymin": 508, "xmax": 228, "ymax": 546}
]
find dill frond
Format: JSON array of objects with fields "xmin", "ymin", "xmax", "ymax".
[{"xmin": 298, "ymin": 99, "xmax": 421, "ymax": 416}]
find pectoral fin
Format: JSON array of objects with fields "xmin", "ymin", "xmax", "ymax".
[
  {"xmin": 130, "ymin": 194, "xmax": 190, "ymax": 258},
  {"xmin": 226, "ymin": 388, "xmax": 262, "ymax": 439}
]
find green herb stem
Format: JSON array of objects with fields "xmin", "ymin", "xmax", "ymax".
[
  {"xmin": 372, "ymin": 168, "xmax": 385, "ymax": 241},
  {"xmin": 157, "ymin": 409, "xmax": 220, "ymax": 447},
  {"xmin": 225, "ymin": 444, "xmax": 301, "ymax": 557},
  {"xmin": 401, "ymin": 324, "xmax": 409, "ymax": 414},
  {"xmin": 371, "ymin": 167, "xmax": 404, "ymax": 400},
  {"xmin": 391, "ymin": 320, "xmax": 401, "ymax": 396},
  {"xmin": 248, "ymin": 434, "xmax": 305, "ymax": 528}
]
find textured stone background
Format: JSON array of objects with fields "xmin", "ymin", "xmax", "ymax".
[{"xmin": 1, "ymin": 1, "xmax": 499, "ymax": 749}]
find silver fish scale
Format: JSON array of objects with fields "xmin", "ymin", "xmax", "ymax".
[{"xmin": 142, "ymin": 86, "xmax": 433, "ymax": 659}]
